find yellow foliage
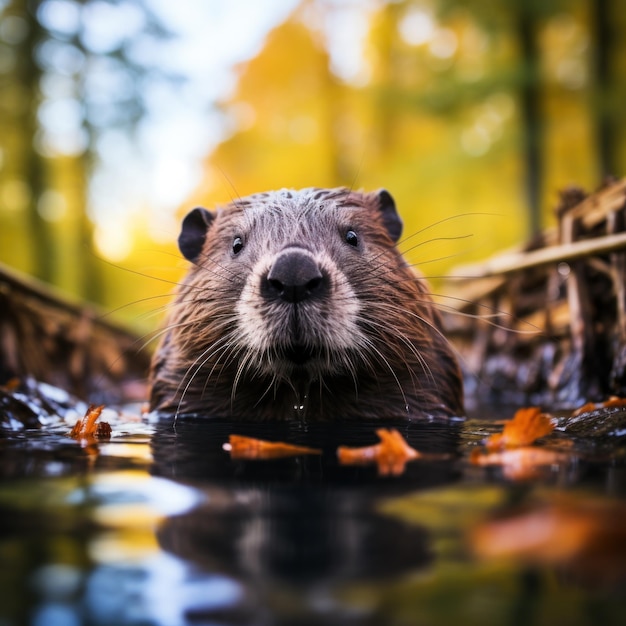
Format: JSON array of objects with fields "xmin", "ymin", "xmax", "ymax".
[
  {"xmin": 3, "ymin": 0, "xmax": 624, "ymax": 322},
  {"xmin": 185, "ymin": 5, "xmax": 536, "ymax": 284}
]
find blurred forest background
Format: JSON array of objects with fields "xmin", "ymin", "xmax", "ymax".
[{"xmin": 1, "ymin": 0, "xmax": 625, "ymax": 334}]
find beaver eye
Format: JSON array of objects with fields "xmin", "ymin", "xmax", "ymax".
[
  {"xmin": 232, "ymin": 236, "xmax": 244, "ymax": 255},
  {"xmin": 345, "ymin": 230, "xmax": 359, "ymax": 247}
]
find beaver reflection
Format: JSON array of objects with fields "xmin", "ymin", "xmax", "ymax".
[
  {"xmin": 151, "ymin": 418, "xmax": 461, "ymax": 586},
  {"xmin": 156, "ymin": 487, "xmax": 432, "ymax": 586}
]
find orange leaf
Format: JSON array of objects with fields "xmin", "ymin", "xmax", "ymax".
[
  {"xmin": 1, "ymin": 377, "xmax": 20, "ymax": 392},
  {"xmin": 485, "ymin": 407, "xmax": 554, "ymax": 450},
  {"xmin": 572, "ymin": 396, "xmax": 626, "ymax": 416},
  {"xmin": 223, "ymin": 435, "xmax": 321, "ymax": 460},
  {"xmin": 69, "ymin": 405, "xmax": 111, "ymax": 440},
  {"xmin": 603, "ymin": 396, "xmax": 626, "ymax": 409},
  {"xmin": 571, "ymin": 401, "xmax": 597, "ymax": 417},
  {"xmin": 337, "ymin": 428, "xmax": 421, "ymax": 476}
]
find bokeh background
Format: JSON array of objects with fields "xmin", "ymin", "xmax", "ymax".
[{"xmin": 1, "ymin": 0, "xmax": 625, "ymax": 333}]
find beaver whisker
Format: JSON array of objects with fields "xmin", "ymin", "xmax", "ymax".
[
  {"xmin": 397, "ymin": 212, "xmax": 497, "ymax": 247},
  {"xmin": 358, "ymin": 314, "xmax": 435, "ymax": 390},
  {"xmin": 146, "ymin": 312, "xmax": 236, "ymax": 346},
  {"xmin": 399, "ymin": 234, "xmax": 474, "ymax": 260},
  {"xmin": 310, "ymin": 352, "xmax": 362, "ymax": 415},
  {"xmin": 177, "ymin": 334, "xmax": 245, "ymax": 417},
  {"xmin": 371, "ymin": 329, "xmax": 432, "ymax": 386},
  {"xmin": 366, "ymin": 301, "xmax": 452, "ymax": 365},
  {"xmin": 192, "ymin": 250, "xmax": 249, "ymax": 284},
  {"xmin": 103, "ymin": 291, "xmax": 199, "ymax": 325},
  {"xmin": 230, "ymin": 348, "xmax": 257, "ymax": 408},
  {"xmin": 179, "ymin": 327, "xmax": 240, "ymax": 384},
  {"xmin": 175, "ymin": 333, "xmax": 238, "ymax": 413},
  {"xmin": 250, "ymin": 373, "xmax": 283, "ymax": 412},
  {"xmin": 135, "ymin": 321, "xmax": 199, "ymax": 358},
  {"xmin": 425, "ymin": 292, "xmax": 543, "ymax": 336},
  {"xmin": 447, "ymin": 312, "xmax": 541, "ymax": 335},
  {"xmin": 380, "ymin": 277, "xmax": 541, "ymax": 337},
  {"xmin": 358, "ymin": 337, "xmax": 409, "ymax": 414},
  {"xmin": 203, "ymin": 336, "xmax": 245, "ymax": 390}
]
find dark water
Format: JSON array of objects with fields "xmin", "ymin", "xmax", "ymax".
[{"xmin": 1, "ymin": 394, "xmax": 626, "ymax": 626}]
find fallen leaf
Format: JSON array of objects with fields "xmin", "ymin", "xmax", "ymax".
[
  {"xmin": 572, "ymin": 396, "xmax": 626, "ymax": 416},
  {"xmin": 223, "ymin": 434, "xmax": 321, "ymax": 460},
  {"xmin": 603, "ymin": 396, "xmax": 626, "ymax": 409},
  {"xmin": 571, "ymin": 401, "xmax": 597, "ymax": 417},
  {"xmin": 1, "ymin": 377, "xmax": 20, "ymax": 392},
  {"xmin": 485, "ymin": 407, "xmax": 554, "ymax": 450},
  {"xmin": 69, "ymin": 405, "xmax": 112, "ymax": 440},
  {"xmin": 337, "ymin": 428, "xmax": 438, "ymax": 476}
]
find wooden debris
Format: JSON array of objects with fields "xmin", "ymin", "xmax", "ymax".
[
  {"xmin": 444, "ymin": 178, "xmax": 626, "ymax": 409},
  {"xmin": 0, "ymin": 262, "xmax": 150, "ymax": 404}
]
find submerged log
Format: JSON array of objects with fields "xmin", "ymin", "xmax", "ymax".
[
  {"xmin": 444, "ymin": 178, "xmax": 626, "ymax": 410},
  {"xmin": 0, "ymin": 263, "xmax": 150, "ymax": 405}
]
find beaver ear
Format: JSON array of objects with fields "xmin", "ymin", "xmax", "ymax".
[
  {"xmin": 178, "ymin": 207, "xmax": 215, "ymax": 262},
  {"xmin": 376, "ymin": 189, "xmax": 402, "ymax": 243}
]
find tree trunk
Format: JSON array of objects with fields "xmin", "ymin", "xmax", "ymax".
[
  {"xmin": 516, "ymin": 3, "xmax": 543, "ymax": 237},
  {"xmin": 591, "ymin": 0, "xmax": 616, "ymax": 178},
  {"xmin": 14, "ymin": 0, "xmax": 55, "ymax": 283}
]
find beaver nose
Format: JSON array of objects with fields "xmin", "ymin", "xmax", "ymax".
[{"xmin": 264, "ymin": 249, "xmax": 327, "ymax": 303}]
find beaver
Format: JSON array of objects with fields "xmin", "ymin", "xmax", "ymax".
[{"xmin": 149, "ymin": 187, "xmax": 464, "ymax": 420}]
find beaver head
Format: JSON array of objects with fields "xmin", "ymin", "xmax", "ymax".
[{"xmin": 149, "ymin": 187, "xmax": 463, "ymax": 420}]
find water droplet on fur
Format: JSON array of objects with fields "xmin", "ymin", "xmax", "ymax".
[{"xmin": 292, "ymin": 381, "xmax": 311, "ymax": 419}]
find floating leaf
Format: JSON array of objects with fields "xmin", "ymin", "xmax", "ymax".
[
  {"xmin": 485, "ymin": 407, "xmax": 554, "ymax": 450},
  {"xmin": 572, "ymin": 396, "xmax": 626, "ymax": 416},
  {"xmin": 223, "ymin": 434, "xmax": 321, "ymax": 460},
  {"xmin": 69, "ymin": 405, "xmax": 111, "ymax": 440},
  {"xmin": 337, "ymin": 428, "xmax": 446, "ymax": 476}
]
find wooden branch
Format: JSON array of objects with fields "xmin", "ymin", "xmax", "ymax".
[
  {"xmin": 569, "ymin": 178, "xmax": 626, "ymax": 229},
  {"xmin": 453, "ymin": 231, "xmax": 626, "ymax": 279},
  {"xmin": 0, "ymin": 262, "xmax": 150, "ymax": 404},
  {"xmin": 443, "ymin": 177, "xmax": 626, "ymax": 407}
]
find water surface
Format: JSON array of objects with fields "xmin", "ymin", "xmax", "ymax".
[{"xmin": 1, "ymin": 398, "xmax": 625, "ymax": 626}]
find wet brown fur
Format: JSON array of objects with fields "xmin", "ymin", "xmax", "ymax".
[{"xmin": 149, "ymin": 188, "xmax": 464, "ymax": 420}]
